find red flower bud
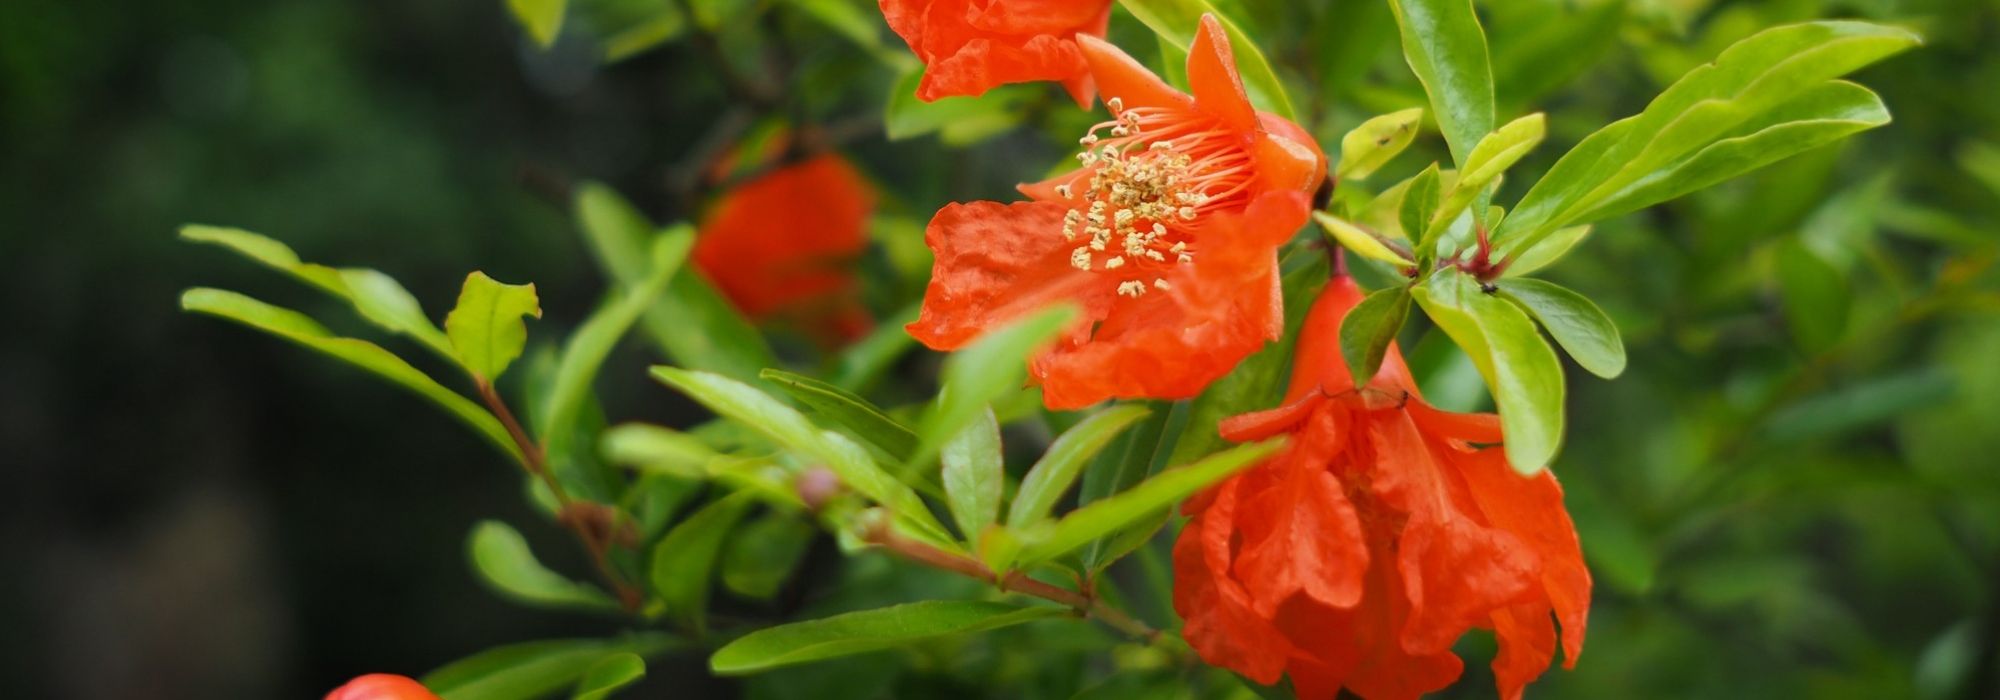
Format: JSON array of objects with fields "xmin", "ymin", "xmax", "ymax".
[{"xmin": 324, "ymin": 674, "xmax": 441, "ymax": 700}]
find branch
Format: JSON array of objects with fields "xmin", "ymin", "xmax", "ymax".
[{"xmin": 867, "ymin": 525, "xmax": 1160, "ymax": 641}]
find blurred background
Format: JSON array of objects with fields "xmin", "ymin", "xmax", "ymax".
[{"xmin": 3, "ymin": 0, "xmax": 1997, "ymax": 697}]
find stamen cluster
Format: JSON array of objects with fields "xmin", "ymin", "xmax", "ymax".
[{"xmin": 1058, "ymin": 97, "xmax": 1255, "ymax": 297}]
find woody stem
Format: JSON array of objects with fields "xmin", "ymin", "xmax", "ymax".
[
  {"xmin": 868, "ymin": 526, "xmax": 1161, "ymax": 641},
  {"xmin": 478, "ymin": 382, "xmax": 644, "ymax": 611}
]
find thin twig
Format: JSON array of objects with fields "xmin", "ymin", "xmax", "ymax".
[
  {"xmin": 867, "ymin": 525, "xmax": 1160, "ymax": 641},
  {"xmin": 478, "ymin": 382, "xmax": 644, "ymax": 610}
]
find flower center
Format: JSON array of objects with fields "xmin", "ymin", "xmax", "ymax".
[{"xmin": 1059, "ymin": 97, "xmax": 1255, "ymax": 297}]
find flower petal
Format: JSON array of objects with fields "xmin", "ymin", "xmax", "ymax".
[
  {"xmin": 1173, "ymin": 477, "xmax": 1294, "ymax": 683},
  {"xmin": 1186, "ymin": 14, "xmax": 1259, "ymax": 133},
  {"xmin": 694, "ymin": 154, "xmax": 875, "ymax": 339},
  {"xmin": 1075, "ymin": 33, "xmax": 1192, "ymax": 112},
  {"xmin": 1232, "ymin": 405, "xmax": 1368, "ymax": 615},
  {"xmin": 1455, "ymin": 446, "xmax": 1592, "ymax": 668},
  {"xmin": 1490, "ymin": 602, "xmax": 1560, "ymax": 700},
  {"xmin": 906, "ymin": 200, "xmax": 1112, "ymax": 350}
]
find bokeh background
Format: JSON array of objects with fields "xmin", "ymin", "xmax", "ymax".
[{"xmin": 5, "ymin": 0, "xmax": 1998, "ymax": 697}]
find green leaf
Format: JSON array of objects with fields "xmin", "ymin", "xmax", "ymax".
[
  {"xmin": 1116, "ymin": 1, "xmax": 1295, "ymax": 119},
  {"xmin": 1339, "ymin": 286, "xmax": 1413, "ymax": 387},
  {"xmin": 1494, "ymin": 21, "xmax": 1919, "ymax": 247},
  {"xmin": 1013, "ymin": 439, "xmax": 1283, "ymax": 565},
  {"xmin": 1337, "ymin": 107, "xmax": 1425, "ymax": 181},
  {"xmin": 709, "ymin": 601, "xmax": 1062, "ymax": 675},
  {"xmin": 1007, "ymin": 405, "xmax": 1153, "ymax": 528},
  {"xmin": 446, "ymin": 272, "xmax": 543, "ymax": 384},
  {"xmin": 1411, "ymin": 270, "xmax": 1565, "ymax": 473},
  {"xmin": 721, "ymin": 510, "xmax": 817, "ymax": 600},
  {"xmin": 1498, "ymin": 225, "xmax": 1590, "ymax": 278},
  {"xmin": 571, "ymin": 653, "xmax": 644, "ymax": 700},
  {"xmin": 885, "ymin": 65, "xmax": 1031, "ymax": 145},
  {"xmin": 180, "ymin": 288, "xmax": 519, "ymax": 461},
  {"xmin": 1434, "ymin": 112, "xmax": 1545, "ymax": 227},
  {"xmin": 469, "ymin": 521, "xmax": 620, "ymax": 612},
  {"xmin": 424, "ymin": 635, "xmax": 679, "ymax": 700},
  {"xmin": 1775, "ymin": 239, "xmax": 1850, "ymax": 354},
  {"xmin": 761, "ymin": 368, "xmax": 918, "ymax": 461},
  {"xmin": 651, "ymin": 491, "xmax": 757, "ymax": 632},
  {"xmin": 784, "ymin": 0, "xmax": 881, "ymax": 50},
  {"xmin": 940, "ymin": 406, "xmax": 1004, "ymax": 543},
  {"xmin": 180, "ymin": 225, "xmax": 455, "ymax": 359},
  {"xmin": 1767, "ymin": 368, "xmax": 1953, "ymax": 443},
  {"xmin": 1401, "ymin": 164, "xmax": 1442, "ymax": 253},
  {"xmin": 651, "ymin": 367, "xmax": 949, "ymax": 540},
  {"xmin": 602, "ymin": 423, "xmax": 801, "ymax": 507},
  {"xmin": 1494, "ymin": 278, "xmax": 1626, "ymax": 379},
  {"xmin": 1386, "ymin": 0, "xmax": 1495, "ymax": 165},
  {"xmin": 540, "ymin": 229, "xmax": 694, "ymax": 461},
  {"xmin": 1314, "ymin": 212, "xmax": 1413, "ymax": 267},
  {"xmin": 508, "ymin": 0, "xmax": 567, "ymax": 48},
  {"xmin": 573, "ymin": 182, "xmax": 776, "ymax": 382},
  {"xmin": 910, "ymin": 305, "xmax": 1079, "ymax": 471}
]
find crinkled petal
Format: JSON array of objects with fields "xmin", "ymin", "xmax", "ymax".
[
  {"xmin": 1490, "ymin": 602, "xmax": 1560, "ymax": 700},
  {"xmin": 1173, "ymin": 477, "xmax": 1294, "ymax": 683},
  {"xmin": 1233, "ymin": 406, "xmax": 1368, "ymax": 615},
  {"xmin": 906, "ymin": 200, "xmax": 1112, "ymax": 349},
  {"xmin": 917, "ymin": 34, "xmax": 1087, "ymax": 101},
  {"xmin": 1455, "ymin": 446, "xmax": 1592, "ymax": 668},
  {"xmin": 1367, "ymin": 410, "xmax": 1539, "ymax": 655},
  {"xmin": 693, "ymin": 154, "xmax": 874, "ymax": 339}
]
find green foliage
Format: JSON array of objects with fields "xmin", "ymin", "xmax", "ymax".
[
  {"xmin": 650, "ymin": 492, "xmax": 757, "ymax": 632},
  {"xmin": 761, "ymin": 368, "xmax": 918, "ymax": 461},
  {"xmin": 1338, "ymin": 286, "xmax": 1413, "ymax": 387},
  {"xmin": 506, "ymin": 0, "xmax": 567, "ymax": 47},
  {"xmin": 469, "ymin": 521, "xmax": 621, "ymax": 612},
  {"xmin": 424, "ymin": 636, "xmax": 680, "ymax": 700},
  {"xmin": 445, "ymin": 271, "xmax": 543, "ymax": 385},
  {"xmin": 1495, "ymin": 278, "xmax": 1627, "ymax": 379},
  {"xmin": 909, "ymin": 305, "xmax": 1078, "ymax": 471},
  {"xmin": 571, "ymin": 653, "xmax": 646, "ymax": 700},
  {"xmin": 709, "ymin": 601, "xmax": 1062, "ymax": 675},
  {"xmin": 1337, "ymin": 107, "xmax": 1425, "ymax": 181},
  {"xmin": 1014, "ymin": 438, "xmax": 1283, "ymax": 566},
  {"xmin": 939, "ymin": 406, "xmax": 1004, "ymax": 543},
  {"xmin": 1386, "ymin": 0, "xmax": 1495, "ymax": 165},
  {"xmin": 1006, "ymin": 405, "xmax": 1152, "ymax": 528},
  {"xmin": 1413, "ymin": 270, "xmax": 1565, "ymax": 473}
]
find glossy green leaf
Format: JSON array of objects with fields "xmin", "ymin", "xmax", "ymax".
[
  {"xmin": 1411, "ymin": 270, "xmax": 1565, "ymax": 473},
  {"xmin": 180, "ymin": 288, "xmax": 519, "ymax": 461},
  {"xmin": 573, "ymin": 182, "xmax": 776, "ymax": 381},
  {"xmin": 469, "ymin": 521, "xmax": 619, "ymax": 612},
  {"xmin": 424, "ymin": 635, "xmax": 679, "ymax": 700},
  {"xmin": 1007, "ymin": 405, "xmax": 1152, "ymax": 528},
  {"xmin": 446, "ymin": 272, "xmax": 542, "ymax": 383},
  {"xmin": 1495, "ymin": 278, "xmax": 1626, "ymax": 379},
  {"xmin": 1434, "ymin": 112, "xmax": 1545, "ymax": 226},
  {"xmin": 910, "ymin": 305, "xmax": 1078, "ymax": 471},
  {"xmin": 571, "ymin": 653, "xmax": 644, "ymax": 700},
  {"xmin": 721, "ymin": 510, "xmax": 817, "ymax": 600},
  {"xmin": 1117, "ymin": 1, "xmax": 1296, "ymax": 119},
  {"xmin": 1386, "ymin": 0, "xmax": 1495, "ymax": 165},
  {"xmin": 1498, "ymin": 225, "xmax": 1590, "ymax": 278},
  {"xmin": 1314, "ymin": 212, "xmax": 1413, "ymax": 267},
  {"xmin": 1339, "ymin": 286, "xmax": 1413, "ymax": 387},
  {"xmin": 602, "ymin": 423, "xmax": 800, "ymax": 507},
  {"xmin": 1775, "ymin": 239, "xmax": 1850, "ymax": 354},
  {"xmin": 651, "ymin": 367, "xmax": 948, "ymax": 540},
  {"xmin": 540, "ymin": 229, "xmax": 693, "ymax": 460},
  {"xmin": 651, "ymin": 491, "xmax": 757, "ymax": 632},
  {"xmin": 1337, "ymin": 107, "xmax": 1425, "ymax": 180},
  {"xmin": 1013, "ymin": 439, "xmax": 1283, "ymax": 565},
  {"xmin": 709, "ymin": 601, "xmax": 1062, "ymax": 675},
  {"xmin": 180, "ymin": 225, "xmax": 455, "ymax": 358},
  {"xmin": 941, "ymin": 406, "xmax": 1004, "ymax": 543},
  {"xmin": 1495, "ymin": 21, "xmax": 1919, "ymax": 247},
  {"xmin": 761, "ymin": 368, "xmax": 918, "ymax": 461},
  {"xmin": 508, "ymin": 0, "xmax": 566, "ymax": 47},
  {"xmin": 1401, "ymin": 164, "xmax": 1442, "ymax": 253}
]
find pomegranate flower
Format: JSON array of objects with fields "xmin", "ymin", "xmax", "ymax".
[
  {"xmin": 325, "ymin": 674, "xmax": 441, "ymax": 700},
  {"xmin": 907, "ymin": 15, "xmax": 1325, "ymax": 409},
  {"xmin": 693, "ymin": 153, "xmax": 876, "ymax": 343},
  {"xmin": 880, "ymin": 0, "xmax": 1114, "ymax": 106},
  {"xmin": 1174, "ymin": 276, "xmax": 1591, "ymax": 700}
]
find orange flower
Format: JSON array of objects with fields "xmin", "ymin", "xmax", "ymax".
[
  {"xmin": 1173, "ymin": 276, "xmax": 1591, "ymax": 700},
  {"xmin": 880, "ymin": 0, "xmax": 1114, "ymax": 106},
  {"xmin": 906, "ymin": 16, "xmax": 1325, "ymax": 409},
  {"xmin": 325, "ymin": 674, "xmax": 441, "ymax": 700},
  {"xmin": 693, "ymin": 153, "xmax": 876, "ymax": 343}
]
